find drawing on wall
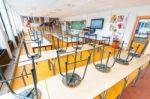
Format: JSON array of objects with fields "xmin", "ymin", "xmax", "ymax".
[{"xmin": 110, "ymin": 14, "xmax": 128, "ymax": 41}]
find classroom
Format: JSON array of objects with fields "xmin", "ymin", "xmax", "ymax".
[{"xmin": 0, "ymin": 0, "xmax": 150, "ymax": 99}]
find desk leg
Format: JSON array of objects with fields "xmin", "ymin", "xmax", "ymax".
[
  {"xmin": 141, "ymin": 61, "xmax": 150, "ymax": 78},
  {"xmin": 45, "ymin": 46, "xmax": 47, "ymax": 50},
  {"xmin": 48, "ymin": 59, "xmax": 56, "ymax": 75},
  {"xmin": 117, "ymin": 76, "xmax": 128, "ymax": 99},
  {"xmin": 21, "ymin": 66, "xmax": 28, "ymax": 78},
  {"xmin": 50, "ymin": 45, "xmax": 52, "ymax": 50},
  {"xmin": 67, "ymin": 55, "xmax": 69, "ymax": 62},
  {"xmin": 80, "ymin": 51, "xmax": 82, "ymax": 60},
  {"xmin": 21, "ymin": 66, "xmax": 27, "ymax": 86},
  {"xmin": 132, "ymin": 67, "xmax": 142, "ymax": 87},
  {"xmin": 99, "ymin": 90, "xmax": 108, "ymax": 99},
  {"xmin": 52, "ymin": 35, "xmax": 54, "ymax": 41},
  {"xmin": 67, "ymin": 43, "xmax": 69, "ymax": 47},
  {"xmin": 53, "ymin": 58, "xmax": 57, "ymax": 75},
  {"xmin": 48, "ymin": 60, "xmax": 52, "ymax": 70},
  {"xmin": 33, "ymin": 48, "xmax": 35, "ymax": 53},
  {"xmin": 97, "ymin": 46, "xmax": 100, "ymax": 52},
  {"xmin": 48, "ymin": 35, "xmax": 50, "ymax": 41}
]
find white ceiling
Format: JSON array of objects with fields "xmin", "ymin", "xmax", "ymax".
[{"xmin": 6, "ymin": 0, "xmax": 150, "ymax": 18}]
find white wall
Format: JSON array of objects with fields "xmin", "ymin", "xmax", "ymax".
[{"xmin": 60, "ymin": 5, "xmax": 150, "ymax": 46}]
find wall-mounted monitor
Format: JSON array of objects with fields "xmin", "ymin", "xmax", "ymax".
[{"xmin": 90, "ymin": 18, "xmax": 104, "ymax": 29}]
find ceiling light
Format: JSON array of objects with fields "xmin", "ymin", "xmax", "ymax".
[
  {"xmin": 49, "ymin": 11, "xmax": 56, "ymax": 13},
  {"xmin": 86, "ymin": 0, "xmax": 92, "ymax": 2},
  {"xmin": 65, "ymin": 4, "xmax": 75, "ymax": 7},
  {"xmin": 55, "ymin": 9, "xmax": 62, "ymax": 11}
]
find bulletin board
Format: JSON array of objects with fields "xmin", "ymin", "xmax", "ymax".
[
  {"xmin": 109, "ymin": 14, "xmax": 128, "ymax": 41},
  {"xmin": 71, "ymin": 21, "xmax": 85, "ymax": 30}
]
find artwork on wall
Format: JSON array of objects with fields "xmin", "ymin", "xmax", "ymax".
[{"xmin": 109, "ymin": 14, "xmax": 128, "ymax": 41}]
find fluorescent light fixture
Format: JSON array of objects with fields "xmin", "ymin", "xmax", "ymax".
[
  {"xmin": 65, "ymin": 3, "xmax": 75, "ymax": 7},
  {"xmin": 87, "ymin": 0, "xmax": 92, "ymax": 2},
  {"xmin": 55, "ymin": 9, "xmax": 62, "ymax": 11},
  {"xmin": 49, "ymin": 11, "xmax": 56, "ymax": 13}
]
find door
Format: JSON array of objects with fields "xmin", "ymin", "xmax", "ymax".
[{"xmin": 129, "ymin": 16, "xmax": 150, "ymax": 55}]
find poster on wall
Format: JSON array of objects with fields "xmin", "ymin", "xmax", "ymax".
[{"xmin": 109, "ymin": 14, "xmax": 128, "ymax": 41}]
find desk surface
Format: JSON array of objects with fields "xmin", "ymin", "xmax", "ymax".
[
  {"xmin": 45, "ymin": 54, "xmax": 150, "ymax": 99},
  {"xmin": 0, "ymin": 80, "xmax": 49, "ymax": 99},
  {"xmin": 31, "ymin": 37, "xmax": 52, "ymax": 48},
  {"xmin": 52, "ymin": 33, "xmax": 83, "ymax": 43},
  {"xmin": 46, "ymin": 32, "xmax": 103, "ymax": 41},
  {"xmin": 1, "ymin": 55, "xmax": 150, "ymax": 99},
  {"xmin": 18, "ymin": 44, "xmax": 100, "ymax": 66}
]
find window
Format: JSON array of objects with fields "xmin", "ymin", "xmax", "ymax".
[{"xmin": 0, "ymin": 12, "xmax": 9, "ymax": 40}]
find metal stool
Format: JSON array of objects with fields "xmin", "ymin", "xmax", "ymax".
[{"xmin": 56, "ymin": 47, "xmax": 91, "ymax": 87}]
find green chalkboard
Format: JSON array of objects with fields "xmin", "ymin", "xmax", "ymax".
[{"xmin": 71, "ymin": 21, "xmax": 85, "ymax": 30}]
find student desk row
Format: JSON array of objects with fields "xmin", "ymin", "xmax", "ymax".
[
  {"xmin": 19, "ymin": 44, "xmax": 101, "ymax": 77},
  {"xmin": 30, "ymin": 37, "xmax": 52, "ymax": 52},
  {"xmin": 1, "ymin": 54, "xmax": 150, "ymax": 99},
  {"xmin": 69, "ymin": 33, "xmax": 110, "ymax": 45},
  {"xmin": 47, "ymin": 33, "xmax": 83, "ymax": 47}
]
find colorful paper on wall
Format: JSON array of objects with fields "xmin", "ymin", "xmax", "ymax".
[{"xmin": 110, "ymin": 14, "xmax": 128, "ymax": 41}]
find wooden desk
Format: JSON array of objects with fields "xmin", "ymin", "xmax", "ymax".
[
  {"xmin": 18, "ymin": 44, "xmax": 100, "ymax": 67},
  {"xmin": 31, "ymin": 37, "xmax": 52, "ymax": 52},
  {"xmin": 73, "ymin": 34, "xmax": 107, "ymax": 45},
  {"xmin": 45, "ymin": 54, "xmax": 150, "ymax": 99},
  {"xmin": 50, "ymin": 33, "xmax": 83, "ymax": 47},
  {"xmin": 1, "ymin": 55, "xmax": 149, "ymax": 99},
  {"xmin": 0, "ymin": 80, "xmax": 50, "ymax": 99}
]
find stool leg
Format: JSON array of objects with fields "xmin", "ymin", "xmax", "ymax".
[
  {"xmin": 21, "ymin": 73, "xmax": 26, "ymax": 86},
  {"xmin": 23, "ymin": 66, "xmax": 28, "ymax": 78}
]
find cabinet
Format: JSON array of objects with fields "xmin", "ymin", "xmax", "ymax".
[{"xmin": 0, "ymin": 49, "xmax": 10, "ymax": 76}]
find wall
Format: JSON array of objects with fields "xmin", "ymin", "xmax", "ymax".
[{"xmin": 60, "ymin": 5, "xmax": 150, "ymax": 47}]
